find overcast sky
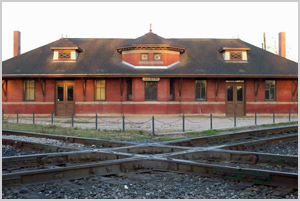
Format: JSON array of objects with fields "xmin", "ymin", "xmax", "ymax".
[{"xmin": 2, "ymin": 2, "xmax": 298, "ymax": 62}]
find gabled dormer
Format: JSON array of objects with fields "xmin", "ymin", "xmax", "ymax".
[
  {"xmin": 219, "ymin": 39, "xmax": 250, "ymax": 62},
  {"xmin": 116, "ymin": 31, "xmax": 185, "ymax": 69},
  {"xmin": 50, "ymin": 38, "xmax": 82, "ymax": 62}
]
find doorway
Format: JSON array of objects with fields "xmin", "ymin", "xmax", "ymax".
[
  {"xmin": 55, "ymin": 81, "xmax": 75, "ymax": 116},
  {"xmin": 225, "ymin": 81, "xmax": 245, "ymax": 116}
]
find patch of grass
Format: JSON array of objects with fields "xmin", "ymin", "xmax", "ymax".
[{"xmin": 2, "ymin": 120, "xmax": 297, "ymax": 142}]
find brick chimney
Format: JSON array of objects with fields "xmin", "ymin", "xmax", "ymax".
[
  {"xmin": 278, "ymin": 32, "xmax": 286, "ymax": 58},
  {"xmin": 14, "ymin": 31, "xmax": 21, "ymax": 57}
]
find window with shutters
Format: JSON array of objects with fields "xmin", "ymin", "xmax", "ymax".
[
  {"xmin": 95, "ymin": 80, "xmax": 106, "ymax": 101},
  {"xmin": 24, "ymin": 80, "xmax": 35, "ymax": 101}
]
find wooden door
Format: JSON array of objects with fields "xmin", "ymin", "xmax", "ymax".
[
  {"xmin": 55, "ymin": 81, "xmax": 75, "ymax": 116},
  {"xmin": 226, "ymin": 82, "xmax": 245, "ymax": 116}
]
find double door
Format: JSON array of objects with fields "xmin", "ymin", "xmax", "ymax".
[
  {"xmin": 55, "ymin": 81, "xmax": 75, "ymax": 116},
  {"xmin": 226, "ymin": 82, "xmax": 245, "ymax": 116}
]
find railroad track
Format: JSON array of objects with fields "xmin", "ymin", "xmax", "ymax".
[{"xmin": 2, "ymin": 125, "xmax": 298, "ymax": 191}]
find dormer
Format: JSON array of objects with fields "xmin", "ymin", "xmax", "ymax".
[
  {"xmin": 116, "ymin": 31, "xmax": 185, "ymax": 69},
  {"xmin": 50, "ymin": 38, "xmax": 82, "ymax": 62},
  {"xmin": 219, "ymin": 39, "xmax": 250, "ymax": 62}
]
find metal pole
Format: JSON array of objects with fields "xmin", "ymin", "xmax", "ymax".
[
  {"xmin": 152, "ymin": 115, "xmax": 155, "ymax": 135},
  {"xmin": 122, "ymin": 114, "xmax": 125, "ymax": 132},
  {"xmin": 273, "ymin": 110, "xmax": 275, "ymax": 123},
  {"xmin": 210, "ymin": 113, "xmax": 213, "ymax": 129},
  {"xmin": 72, "ymin": 114, "xmax": 74, "ymax": 127},
  {"xmin": 51, "ymin": 112, "xmax": 54, "ymax": 124},
  {"xmin": 182, "ymin": 114, "xmax": 185, "ymax": 132},
  {"xmin": 33, "ymin": 111, "xmax": 35, "ymax": 124},
  {"xmin": 95, "ymin": 113, "xmax": 98, "ymax": 130},
  {"xmin": 234, "ymin": 112, "xmax": 236, "ymax": 127},
  {"xmin": 289, "ymin": 109, "xmax": 291, "ymax": 122},
  {"xmin": 17, "ymin": 110, "xmax": 19, "ymax": 123},
  {"xmin": 255, "ymin": 111, "xmax": 257, "ymax": 125}
]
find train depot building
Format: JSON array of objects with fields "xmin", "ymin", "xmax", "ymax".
[{"xmin": 2, "ymin": 31, "xmax": 298, "ymax": 116}]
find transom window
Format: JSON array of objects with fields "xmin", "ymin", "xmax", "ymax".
[
  {"xmin": 95, "ymin": 80, "xmax": 106, "ymax": 101},
  {"xmin": 141, "ymin": 53, "xmax": 149, "ymax": 61},
  {"xmin": 265, "ymin": 80, "xmax": 276, "ymax": 101},
  {"xmin": 195, "ymin": 80, "xmax": 206, "ymax": 101},
  {"xmin": 154, "ymin": 53, "xmax": 162, "ymax": 61},
  {"xmin": 24, "ymin": 80, "xmax": 35, "ymax": 101},
  {"xmin": 145, "ymin": 81, "xmax": 157, "ymax": 101},
  {"xmin": 230, "ymin": 52, "xmax": 242, "ymax": 61}
]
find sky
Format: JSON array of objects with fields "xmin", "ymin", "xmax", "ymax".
[{"xmin": 2, "ymin": 2, "xmax": 298, "ymax": 62}]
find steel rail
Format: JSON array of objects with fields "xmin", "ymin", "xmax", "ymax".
[
  {"xmin": 2, "ymin": 138, "xmax": 80, "ymax": 153},
  {"xmin": 219, "ymin": 133, "xmax": 298, "ymax": 151},
  {"xmin": 168, "ymin": 149, "xmax": 298, "ymax": 167},
  {"xmin": 2, "ymin": 157, "xmax": 298, "ymax": 189},
  {"xmin": 2, "ymin": 150, "xmax": 133, "ymax": 171},
  {"xmin": 162, "ymin": 125, "xmax": 298, "ymax": 147},
  {"xmin": 2, "ymin": 129, "xmax": 136, "ymax": 148}
]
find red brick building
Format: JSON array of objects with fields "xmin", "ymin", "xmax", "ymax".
[{"xmin": 2, "ymin": 31, "xmax": 298, "ymax": 116}]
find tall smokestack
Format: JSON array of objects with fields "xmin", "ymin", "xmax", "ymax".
[
  {"xmin": 14, "ymin": 31, "xmax": 21, "ymax": 57},
  {"xmin": 279, "ymin": 32, "xmax": 286, "ymax": 58}
]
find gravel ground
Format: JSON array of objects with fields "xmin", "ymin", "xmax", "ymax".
[
  {"xmin": 2, "ymin": 145, "xmax": 39, "ymax": 157},
  {"xmin": 2, "ymin": 172, "xmax": 297, "ymax": 199},
  {"xmin": 2, "ymin": 135, "xmax": 89, "ymax": 149},
  {"xmin": 3, "ymin": 115, "xmax": 298, "ymax": 134},
  {"xmin": 246, "ymin": 141, "xmax": 298, "ymax": 156}
]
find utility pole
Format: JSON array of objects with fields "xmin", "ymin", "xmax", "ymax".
[{"xmin": 263, "ymin": 32, "xmax": 266, "ymax": 50}]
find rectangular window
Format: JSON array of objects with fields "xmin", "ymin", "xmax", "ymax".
[
  {"xmin": 95, "ymin": 80, "xmax": 106, "ymax": 101},
  {"xmin": 141, "ymin": 53, "xmax": 149, "ymax": 61},
  {"xmin": 24, "ymin": 80, "xmax": 35, "ymax": 101},
  {"xmin": 126, "ymin": 78, "xmax": 132, "ymax": 101},
  {"xmin": 265, "ymin": 80, "xmax": 276, "ymax": 101},
  {"xmin": 170, "ymin": 79, "xmax": 176, "ymax": 101},
  {"xmin": 195, "ymin": 80, "xmax": 206, "ymax": 101},
  {"xmin": 145, "ymin": 81, "xmax": 157, "ymax": 101}
]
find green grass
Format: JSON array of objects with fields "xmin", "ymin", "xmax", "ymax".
[{"xmin": 2, "ymin": 120, "xmax": 297, "ymax": 142}]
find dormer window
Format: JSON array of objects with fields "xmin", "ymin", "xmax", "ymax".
[
  {"xmin": 52, "ymin": 50, "xmax": 78, "ymax": 61},
  {"xmin": 141, "ymin": 53, "xmax": 149, "ymax": 61},
  {"xmin": 219, "ymin": 48, "xmax": 250, "ymax": 62},
  {"xmin": 50, "ymin": 38, "xmax": 82, "ymax": 62}
]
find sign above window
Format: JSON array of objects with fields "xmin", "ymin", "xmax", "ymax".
[{"xmin": 142, "ymin": 77, "xmax": 160, "ymax": 82}]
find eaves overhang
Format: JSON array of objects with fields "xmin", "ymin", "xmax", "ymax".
[
  {"xmin": 2, "ymin": 74, "xmax": 298, "ymax": 79},
  {"xmin": 116, "ymin": 44, "xmax": 186, "ymax": 54}
]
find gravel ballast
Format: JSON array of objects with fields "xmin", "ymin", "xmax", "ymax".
[{"xmin": 2, "ymin": 172, "xmax": 298, "ymax": 199}]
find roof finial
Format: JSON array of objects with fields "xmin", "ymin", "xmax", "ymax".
[{"xmin": 149, "ymin": 23, "xmax": 152, "ymax": 32}]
